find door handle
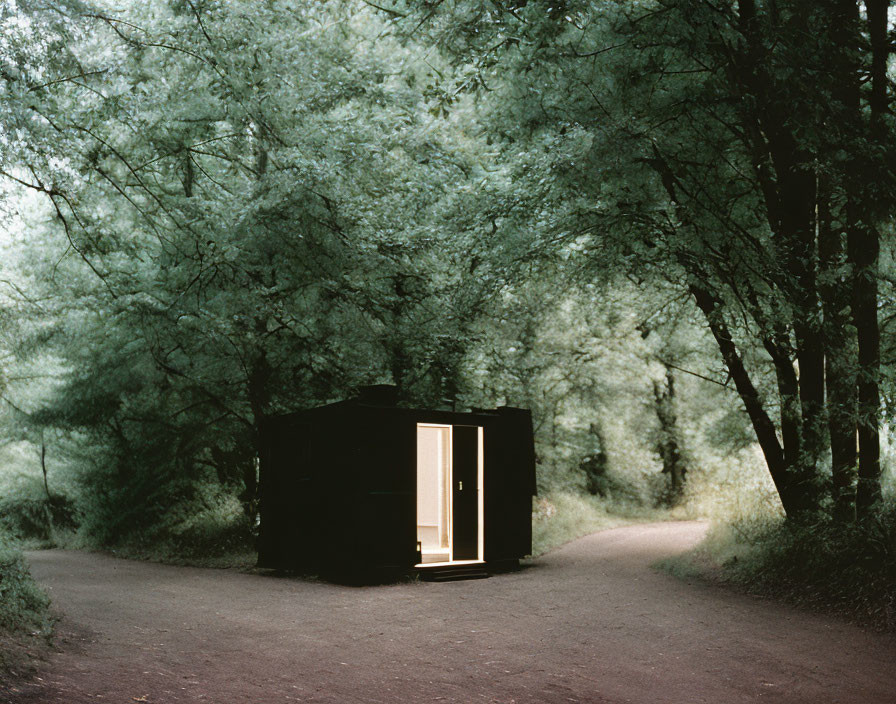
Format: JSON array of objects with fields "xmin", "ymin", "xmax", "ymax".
[{"xmin": 458, "ymin": 480, "xmax": 463, "ymax": 491}]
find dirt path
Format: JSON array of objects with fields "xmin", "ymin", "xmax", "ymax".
[{"xmin": 3, "ymin": 522, "xmax": 894, "ymax": 703}]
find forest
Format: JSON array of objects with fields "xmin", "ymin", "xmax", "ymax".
[{"xmin": 1, "ymin": 0, "xmax": 896, "ymax": 666}]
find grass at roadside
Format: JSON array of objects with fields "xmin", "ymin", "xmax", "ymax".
[
  {"xmin": 532, "ymin": 491, "xmax": 669, "ymax": 557},
  {"xmin": 658, "ymin": 509, "xmax": 896, "ymax": 631}
]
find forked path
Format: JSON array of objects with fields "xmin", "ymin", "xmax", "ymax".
[{"xmin": 5, "ymin": 522, "xmax": 895, "ymax": 703}]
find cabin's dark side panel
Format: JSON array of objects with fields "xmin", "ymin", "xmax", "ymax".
[
  {"xmin": 337, "ymin": 409, "xmax": 416, "ymax": 570},
  {"xmin": 484, "ymin": 408, "xmax": 536, "ymax": 563},
  {"xmin": 312, "ymin": 407, "xmax": 357, "ymax": 571},
  {"xmin": 257, "ymin": 418, "xmax": 317, "ymax": 569}
]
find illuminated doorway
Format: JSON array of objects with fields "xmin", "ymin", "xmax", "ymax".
[{"xmin": 416, "ymin": 424, "xmax": 483, "ymax": 566}]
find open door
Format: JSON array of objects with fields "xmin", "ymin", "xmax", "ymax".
[
  {"xmin": 451, "ymin": 425, "xmax": 479, "ymax": 560},
  {"xmin": 416, "ymin": 423, "xmax": 483, "ymax": 565}
]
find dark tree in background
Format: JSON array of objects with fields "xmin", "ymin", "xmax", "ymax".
[{"xmin": 653, "ymin": 364, "xmax": 686, "ymax": 507}]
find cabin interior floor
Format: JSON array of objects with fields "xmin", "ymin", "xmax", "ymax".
[{"xmin": 420, "ymin": 551, "xmax": 450, "ymax": 564}]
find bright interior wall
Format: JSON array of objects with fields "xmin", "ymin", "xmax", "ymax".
[{"xmin": 416, "ymin": 425, "xmax": 450, "ymax": 553}]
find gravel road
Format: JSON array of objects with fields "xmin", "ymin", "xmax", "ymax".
[{"xmin": 3, "ymin": 521, "xmax": 894, "ymax": 703}]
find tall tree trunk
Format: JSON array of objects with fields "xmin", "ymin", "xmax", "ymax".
[
  {"xmin": 759, "ymin": 328, "xmax": 802, "ymax": 475},
  {"xmin": 818, "ymin": 177, "xmax": 858, "ymax": 520},
  {"xmin": 787, "ymin": 171, "xmax": 827, "ymax": 482},
  {"xmin": 38, "ymin": 436, "xmax": 56, "ymax": 533},
  {"xmin": 40, "ymin": 438, "xmax": 51, "ymax": 503},
  {"xmin": 691, "ymin": 285, "xmax": 811, "ymax": 517},
  {"xmin": 849, "ymin": 222, "xmax": 882, "ymax": 516},
  {"xmin": 388, "ymin": 273, "xmax": 411, "ymax": 398},
  {"xmin": 757, "ymin": 146, "xmax": 824, "ymax": 511},
  {"xmin": 852, "ymin": 0, "xmax": 887, "ymax": 517},
  {"xmin": 735, "ymin": 0, "xmax": 825, "ymax": 494},
  {"xmin": 582, "ymin": 421, "xmax": 609, "ymax": 497}
]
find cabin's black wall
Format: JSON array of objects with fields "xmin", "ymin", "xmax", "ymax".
[
  {"xmin": 353, "ymin": 411, "xmax": 416, "ymax": 569},
  {"xmin": 482, "ymin": 408, "xmax": 535, "ymax": 564},
  {"xmin": 500, "ymin": 407, "xmax": 536, "ymax": 559},
  {"xmin": 317, "ymin": 407, "xmax": 416, "ymax": 571},
  {"xmin": 310, "ymin": 407, "xmax": 354, "ymax": 570},
  {"xmin": 257, "ymin": 417, "xmax": 318, "ymax": 569}
]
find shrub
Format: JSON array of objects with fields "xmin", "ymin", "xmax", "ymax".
[
  {"xmin": 0, "ymin": 539, "xmax": 49, "ymax": 634},
  {"xmin": 75, "ymin": 474, "xmax": 256, "ymax": 567},
  {"xmin": 0, "ymin": 532, "xmax": 53, "ymax": 676},
  {"xmin": 0, "ymin": 492, "xmax": 80, "ymax": 546}
]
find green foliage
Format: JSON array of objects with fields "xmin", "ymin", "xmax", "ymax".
[
  {"xmin": 72, "ymin": 455, "xmax": 252, "ymax": 559},
  {"xmin": 93, "ymin": 480, "xmax": 256, "ymax": 567},
  {"xmin": 0, "ymin": 442, "xmax": 80, "ymax": 546},
  {"xmin": 416, "ymin": 0, "xmax": 896, "ymax": 520},
  {"xmin": 1, "ymin": 0, "xmax": 718, "ymax": 560},
  {"xmin": 682, "ymin": 448, "xmax": 782, "ymax": 524},
  {"xmin": 0, "ymin": 0, "xmax": 487, "ymax": 557},
  {"xmin": 0, "ymin": 0, "xmax": 893, "ymax": 590},
  {"xmin": 0, "ymin": 491, "xmax": 77, "ymax": 545}
]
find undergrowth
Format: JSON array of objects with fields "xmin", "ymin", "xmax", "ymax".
[
  {"xmin": 0, "ymin": 531, "xmax": 53, "ymax": 682},
  {"xmin": 0, "ymin": 467, "xmax": 257, "ymax": 568},
  {"xmin": 108, "ymin": 517, "xmax": 257, "ymax": 569},
  {"xmin": 662, "ymin": 508, "xmax": 896, "ymax": 631},
  {"xmin": 79, "ymin": 483, "xmax": 258, "ymax": 568}
]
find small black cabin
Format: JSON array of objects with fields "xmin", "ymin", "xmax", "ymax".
[{"xmin": 257, "ymin": 386, "xmax": 536, "ymax": 577}]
